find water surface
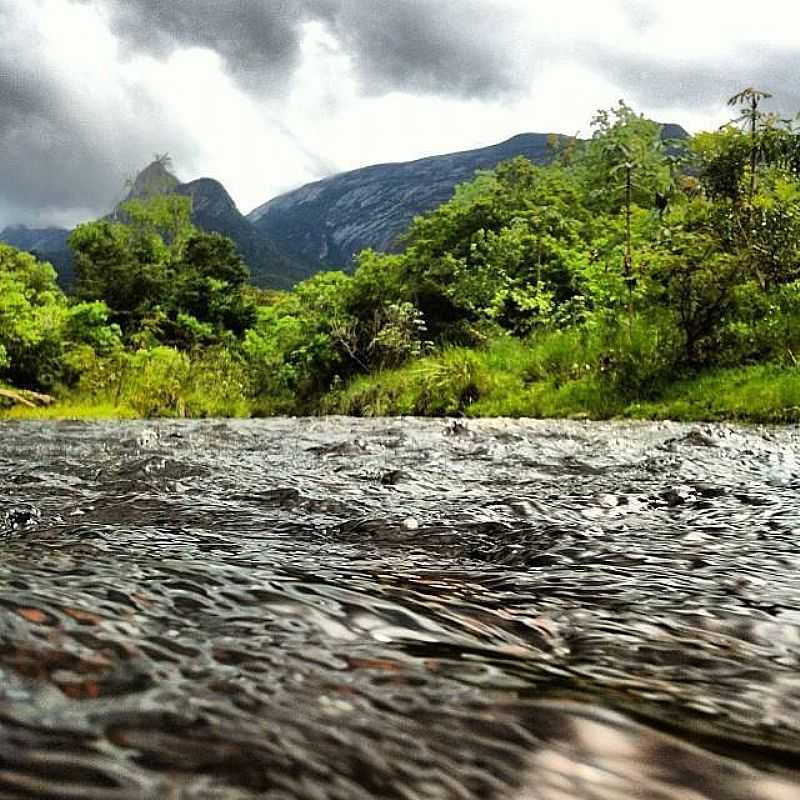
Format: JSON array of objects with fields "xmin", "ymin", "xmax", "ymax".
[{"xmin": 1, "ymin": 417, "xmax": 800, "ymax": 799}]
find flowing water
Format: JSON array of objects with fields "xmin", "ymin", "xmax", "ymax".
[{"xmin": 1, "ymin": 417, "xmax": 800, "ymax": 799}]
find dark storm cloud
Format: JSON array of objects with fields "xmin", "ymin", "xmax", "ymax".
[
  {"xmin": 0, "ymin": 1, "xmax": 187, "ymax": 229},
  {"xmin": 0, "ymin": 11, "xmax": 112, "ymax": 225},
  {"xmin": 92, "ymin": 0, "xmax": 527, "ymax": 98},
  {"xmin": 0, "ymin": 98, "xmax": 169, "ymax": 229},
  {"xmin": 1, "ymin": 62, "xmax": 108, "ymax": 215},
  {"xmin": 310, "ymin": 0, "xmax": 526, "ymax": 97},
  {"xmin": 94, "ymin": 0, "xmax": 306, "ymax": 92}
]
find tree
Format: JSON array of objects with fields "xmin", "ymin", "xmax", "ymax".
[
  {"xmin": 573, "ymin": 102, "xmax": 675, "ymax": 320},
  {"xmin": 242, "ymin": 271, "xmax": 365, "ymax": 404},
  {"xmin": 170, "ymin": 232, "xmax": 255, "ymax": 339},
  {"xmin": 70, "ymin": 195, "xmax": 255, "ymax": 346},
  {"xmin": 0, "ymin": 244, "xmax": 67, "ymax": 388},
  {"xmin": 574, "ymin": 101, "xmax": 673, "ymax": 215},
  {"xmin": 370, "ymin": 157, "xmax": 593, "ymax": 340},
  {"xmin": 70, "ymin": 219, "xmax": 170, "ymax": 333},
  {"xmin": 648, "ymin": 197, "xmax": 743, "ymax": 365},
  {"xmin": 691, "ymin": 88, "xmax": 800, "ymax": 289},
  {"xmin": 727, "ymin": 87, "xmax": 773, "ymax": 205}
]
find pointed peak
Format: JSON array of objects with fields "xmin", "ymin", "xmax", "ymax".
[{"xmin": 126, "ymin": 158, "xmax": 179, "ymax": 201}]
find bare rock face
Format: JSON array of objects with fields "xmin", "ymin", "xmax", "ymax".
[{"xmin": 248, "ymin": 133, "xmax": 559, "ymax": 272}]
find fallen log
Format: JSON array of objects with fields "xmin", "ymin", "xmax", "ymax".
[{"xmin": 0, "ymin": 389, "xmax": 56, "ymax": 408}]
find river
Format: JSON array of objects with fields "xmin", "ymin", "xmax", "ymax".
[{"xmin": 1, "ymin": 417, "xmax": 799, "ymax": 799}]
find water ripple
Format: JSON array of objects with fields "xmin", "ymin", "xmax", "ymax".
[{"xmin": 1, "ymin": 417, "xmax": 799, "ymax": 798}]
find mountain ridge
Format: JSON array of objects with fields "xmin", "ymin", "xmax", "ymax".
[
  {"xmin": 2, "ymin": 124, "xmax": 688, "ymax": 288},
  {"xmin": 247, "ymin": 132, "xmax": 562, "ymax": 270}
]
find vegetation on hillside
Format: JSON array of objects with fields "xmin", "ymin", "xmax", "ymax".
[{"xmin": 3, "ymin": 91, "xmax": 800, "ymax": 421}]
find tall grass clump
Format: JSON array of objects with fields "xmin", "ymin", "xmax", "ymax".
[
  {"xmin": 61, "ymin": 346, "xmax": 253, "ymax": 418},
  {"xmin": 627, "ymin": 364, "xmax": 800, "ymax": 422},
  {"xmin": 324, "ymin": 347, "xmax": 484, "ymax": 416},
  {"xmin": 593, "ymin": 312, "xmax": 683, "ymax": 399}
]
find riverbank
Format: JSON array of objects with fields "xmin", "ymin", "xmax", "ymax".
[
  {"xmin": 323, "ymin": 338, "xmax": 800, "ymax": 423},
  {"xmin": 3, "ymin": 337, "xmax": 799, "ymax": 423}
]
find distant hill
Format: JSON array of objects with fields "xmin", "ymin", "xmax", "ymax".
[
  {"xmin": 2, "ymin": 124, "xmax": 688, "ymax": 289},
  {"xmin": 0, "ymin": 225, "xmax": 73, "ymax": 285},
  {"xmin": 113, "ymin": 160, "xmax": 302, "ymax": 288},
  {"xmin": 248, "ymin": 133, "xmax": 561, "ymax": 273}
]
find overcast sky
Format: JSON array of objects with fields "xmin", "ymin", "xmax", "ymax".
[{"xmin": 2, "ymin": 0, "xmax": 800, "ymax": 229}]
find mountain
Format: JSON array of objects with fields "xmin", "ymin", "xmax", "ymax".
[
  {"xmin": 115, "ymin": 161, "xmax": 302, "ymax": 288},
  {"xmin": 0, "ymin": 161, "xmax": 299, "ymax": 290},
  {"xmin": 174, "ymin": 179, "xmax": 305, "ymax": 287},
  {"xmin": 249, "ymin": 124, "xmax": 689, "ymax": 276},
  {"xmin": 0, "ymin": 225, "xmax": 74, "ymax": 285},
  {"xmin": 3, "ymin": 124, "xmax": 689, "ymax": 290},
  {"xmin": 248, "ymin": 133, "xmax": 560, "ymax": 273},
  {"xmin": 123, "ymin": 158, "xmax": 180, "ymax": 198}
]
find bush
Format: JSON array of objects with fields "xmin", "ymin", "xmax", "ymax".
[
  {"xmin": 124, "ymin": 347, "xmax": 191, "ymax": 417},
  {"xmin": 596, "ymin": 313, "xmax": 682, "ymax": 399},
  {"xmin": 521, "ymin": 328, "xmax": 599, "ymax": 385},
  {"xmin": 183, "ymin": 348, "xmax": 251, "ymax": 417}
]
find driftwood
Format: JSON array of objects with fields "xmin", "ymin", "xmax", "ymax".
[{"xmin": 0, "ymin": 389, "xmax": 56, "ymax": 408}]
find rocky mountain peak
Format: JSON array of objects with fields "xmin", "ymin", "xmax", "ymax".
[
  {"xmin": 177, "ymin": 178, "xmax": 237, "ymax": 216},
  {"xmin": 125, "ymin": 157, "xmax": 179, "ymax": 201}
]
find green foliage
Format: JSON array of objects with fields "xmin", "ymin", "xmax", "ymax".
[
  {"xmin": 368, "ymin": 301, "xmax": 431, "ymax": 369},
  {"xmin": 748, "ymin": 171, "xmax": 800, "ymax": 287},
  {"xmin": 573, "ymin": 101, "xmax": 673, "ymax": 212},
  {"xmin": 596, "ymin": 314, "xmax": 683, "ymax": 398},
  {"xmin": 0, "ymin": 244, "xmax": 67, "ymax": 388},
  {"xmin": 626, "ymin": 364, "xmax": 800, "ymax": 423},
  {"xmin": 325, "ymin": 347, "xmax": 483, "ymax": 417},
  {"xmin": 646, "ymin": 196, "xmax": 743, "ymax": 364},
  {"xmin": 70, "ymin": 197, "xmax": 254, "ymax": 346},
  {"xmin": 243, "ymin": 271, "xmax": 356, "ymax": 405},
  {"xmin": 123, "ymin": 347, "xmax": 191, "ymax": 417},
  {"xmin": 118, "ymin": 194, "xmax": 193, "ymax": 252},
  {"xmin": 65, "ymin": 302, "xmax": 122, "ymax": 353},
  {"xmin": 66, "ymin": 345, "xmax": 251, "ymax": 418},
  {"xmin": 8, "ymin": 91, "xmax": 800, "ymax": 423},
  {"xmin": 365, "ymin": 157, "xmax": 593, "ymax": 341},
  {"xmin": 70, "ymin": 219, "xmax": 170, "ymax": 332},
  {"xmin": 690, "ymin": 127, "xmax": 751, "ymax": 202}
]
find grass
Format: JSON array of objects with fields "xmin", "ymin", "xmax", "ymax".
[
  {"xmin": 4, "ymin": 335, "xmax": 800, "ymax": 423},
  {"xmin": 0, "ymin": 347, "xmax": 256, "ymax": 420},
  {"xmin": 323, "ymin": 336, "xmax": 800, "ymax": 423},
  {"xmin": 1, "ymin": 400, "xmax": 139, "ymax": 420},
  {"xmin": 0, "ymin": 392, "xmax": 255, "ymax": 421},
  {"xmin": 322, "ymin": 335, "xmax": 627, "ymax": 419},
  {"xmin": 625, "ymin": 365, "xmax": 800, "ymax": 423}
]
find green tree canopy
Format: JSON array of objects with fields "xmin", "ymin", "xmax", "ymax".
[
  {"xmin": 0, "ymin": 244, "xmax": 66, "ymax": 387},
  {"xmin": 69, "ymin": 196, "xmax": 255, "ymax": 347}
]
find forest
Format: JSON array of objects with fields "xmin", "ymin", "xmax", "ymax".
[{"xmin": 2, "ymin": 89, "xmax": 800, "ymax": 421}]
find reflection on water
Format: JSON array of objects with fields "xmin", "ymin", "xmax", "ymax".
[{"xmin": 1, "ymin": 417, "xmax": 800, "ymax": 799}]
